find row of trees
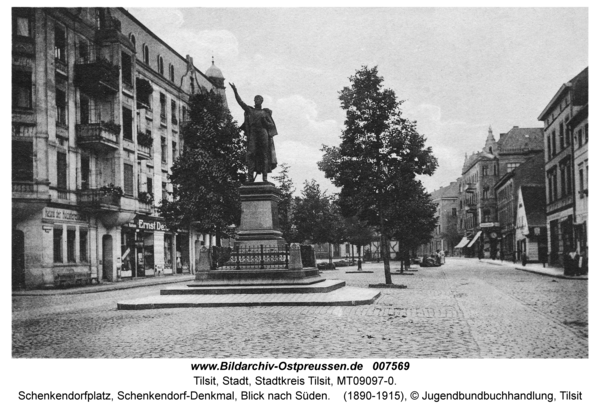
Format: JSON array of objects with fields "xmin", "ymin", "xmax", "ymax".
[{"xmin": 159, "ymin": 66, "xmax": 439, "ymax": 284}]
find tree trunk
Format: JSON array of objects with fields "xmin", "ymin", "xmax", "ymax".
[
  {"xmin": 328, "ymin": 242, "xmax": 333, "ymax": 265},
  {"xmin": 215, "ymin": 225, "xmax": 221, "ymax": 247},
  {"xmin": 357, "ymin": 245, "xmax": 362, "ymax": 271},
  {"xmin": 379, "ymin": 214, "xmax": 392, "ymax": 284}
]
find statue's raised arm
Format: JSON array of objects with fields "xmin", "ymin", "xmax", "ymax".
[{"xmin": 229, "ymin": 82, "xmax": 249, "ymax": 111}]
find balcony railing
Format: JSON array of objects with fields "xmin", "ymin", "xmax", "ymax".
[
  {"xmin": 137, "ymin": 144, "xmax": 152, "ymax": 158},
  {"xmin": 76, "ymin": 122, "xmax": 120, "ymax": 151},
  {"xmin": 78, "ymin": 189, "xmax": 121, "ymax": 209},
  {"xmin": 74, "ymin": 58, "xmax": 119, "ymax": 97}
]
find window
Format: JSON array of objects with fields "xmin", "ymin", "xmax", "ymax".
[
  {"xmin": 157, "ymin": 55, "xmax": 164, "ymax": 75},
  {"xmin": 452, "ymin": 208, "xmax": 457, "ymax": 217},
  {"xmin": 147, "ymin": 177, "xmax": 153, "ymax": 195},
  {"xmin": 13, "ymin": 71, "xmax": 32, "ymax": 109},
  {"xmin": 164, "ymin": 234, "xmax": 172, "ymax": 269},
  {"xmin": 162, "ymin": 182, "xmax": 168, "ymax": 201},
  {"xmin": 483, "ymin": 209, "xmax": 491, "ymax": 223},
  {"xmin": 124, "ymin": 163, "xmax": 134, "ymax": 196},
  {"xmin": 482, "ymin": 187, "xmax": 489, "ymax": 200},
  {"xmin": 53, "ymin": 227, "xmax": 63, "ymax": 263},
  {"xmin": 507, "ymin": 163, "xmax": 520, "ymax": 173},
  {"xmin": 559, "ymin": 122, "xmax": 564, "ymax": 149},
  {"xmin": 547, "ymin": 135, "xmax": 552, "ymax": 160},
  {"xmin": 584, "ymin": 124, "xmax": 588, "ymax": 144},
  {"xmin": 482, "ymin": 166, "xmax": 488, "ymax": 176},
  {"xmin": 67, "ymin": 229, "xmax": 76, "ymax": 263},
  {"xmin": 172, "ymin": 141, "xmax": 177, "ymax": 162},
  {"xmin": 171, "ymin": 100, "xmax": 177, "ymax": 123},
  {"xmin": 577, "ymin": 129, "xmax": 583, "ymax": 148},
  {"xmin": 169, "ymin": 64, "xmax": 175, "ymax": 82},
  {"xmin": 56, "ymin": 89, "xmax": 67, "ymax": 126},
  {"xmin": 54, "ymin": 25, "xmax": 66, "ymax": 62},
  {"xmin": 551, "ymin": 130, "xmax": 557, "ymax": 156},
  {"xmin": 579, "ymin": 168, "xmax": 585, "ymax": 198},
  {"xmin": 79, "ymin": 94, "xmax": 90, "ymax": 124},
  {"xmin": 161, "ymin": 137, "xmax": 167, "ymax": 163},
  {"xmin": 122, "ymin": 107, "xmax": 133, "ymax": 141},
  {"xmin": 12, "ymin": 141, "xmax": 33, "ymax": 181},
  {"xmin": 160, "ymin": 93, "xmax": 166, "ymax": 120},
  {"xmin": 13, "ymin": 8, "xmax": 32, "ymax": 37},
  {"xmin": 81, "ymin": 156, "xmax": 90, "ymax": 190},
  {"xmin": 142, "ymin": 44, "xmax": 149, "ymax": 65},
  {"xmin": 122, "ymin": 52, "xmax": 132, "ymax": 86},
  {"xmin": 57, "ymin": 151, "xmax": 67, "ymax": 190},
  {"xmin": 77, "ymin": 38, "xmax": 89, "ymax": 61},
  {"xmin": 80, "ymin": 229, "xmax": 88, "ymax": 262},
  {"xmin": 129, "ymin": 33, "xmax": 136, "ymax": 50},
  {"xmin": 565, "ymin": 116, "xmax": 570, "ymax": 147}
]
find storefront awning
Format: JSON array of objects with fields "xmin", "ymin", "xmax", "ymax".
[
  {"xmin": 454, "ymin": 237, "xmax": 470, "ymax": 249},
  {"xmin": 466, "ymin": 231, "xmax": 482, "ymax": 247}
]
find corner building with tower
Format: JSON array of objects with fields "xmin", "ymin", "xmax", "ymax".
[{"xmin": 12, "ymin": 7, "xmax": 227, "ymax": 289}]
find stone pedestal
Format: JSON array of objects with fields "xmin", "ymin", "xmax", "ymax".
[{"xmin": 236, "ymin": 182, "xmax": 285, "ymax": 247}]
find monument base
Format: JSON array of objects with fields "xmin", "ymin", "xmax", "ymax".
[{"xmin": 236, "ymin": 182, "xmax": 285, "ymax": 247}]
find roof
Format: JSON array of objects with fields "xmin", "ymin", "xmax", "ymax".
[
  {"xmin": 206, "ymin": 61, "xmax": 224, "ymax": 79},
  {"xmin": 521, "ymin": 185, "xmax": 546, "ymax": 227},
  {"xmin": 497, "ymin": 126, "xmax": 544, "ymax": 153},
  {"xmin": 429, "ymin": 180, "xmax": 459, "ymax": 200},
  {"xmin": 538, "ymin": 67, "xmax": 588, "ymax": 120}
]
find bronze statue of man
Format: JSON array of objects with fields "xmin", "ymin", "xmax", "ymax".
[{"xmin": 229, "ymin": 83, "xmax": 278, "ymax": 182}]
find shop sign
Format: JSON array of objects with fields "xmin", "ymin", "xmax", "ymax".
[
  {"xmin": 134, "ymin": 216, "xmax": 169, "ymax": 232},
  {"xmin": 480, "ymin": 222, "xmax": 499, "ymax": 228},
  {"xmin": 43, "ymin": 207, "xmax": 88, "ymax": 223}
]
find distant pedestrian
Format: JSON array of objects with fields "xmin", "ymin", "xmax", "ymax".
[
  {"xmin": 540, "ymin": 250, "xmax": 548, "ymax": 268},
  {"xmin": 478, "ymin": 247, "xmax": 484, "ymax": 261},
  {"xmin": 499, "ymin": 249, "xmax": 504, "ymax": 262},
  {"xmin": 521, "ymin": 252, "xmax": 528, "ymax": 266},
  {"xmin": 564, "ymin": 248, "xmax": 579, "ymax": 277},
  {"xmin": 512, "ymin": 251, "xmax": 517, "ymax": 264}
]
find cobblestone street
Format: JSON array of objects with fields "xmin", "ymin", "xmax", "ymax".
[{"xmin": 12, "ymin": 258, "xmax": 588, "ymax": 358}]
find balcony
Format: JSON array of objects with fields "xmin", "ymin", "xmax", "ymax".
[
  {"xmin": 465, "ymin": 183, "xmax": 476, "ymax": 193},
  {"xmin": 76, "ymin": 122, "xmax": 120, "ymax": 151},
  {"xmin": 78, "ymin": 188, "xmax": 121, "ymax": 210},
  {"xmin": 74, "ymin": 58, "xmax": 119, "ymax": 97},
  {"xmin": 137, "ymin": 144, "xmax": 152, "ymax": 159}
]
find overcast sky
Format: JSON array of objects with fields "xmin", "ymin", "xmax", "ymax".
[{"xmin": 128, "ymin": 7, "xmax": 588, "ymax": 195}]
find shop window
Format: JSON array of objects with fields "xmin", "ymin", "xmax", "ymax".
[
  {"xmin": 122, "ymin": 52, "xmax": 132, "ymax": 87},
  {"xmin": 80, "ymin": 229, "xmax": 88, "ymax": 262},
  {"xmin": 13, "ymin": 70, "xmax": 32, "ymax": 109},
  {"xmin": 164, "ymin": 234, "xmax": 173, "ymax": 270},
  {"xmin": 124, "ymin": 163, "xmax": 134, "ymax": 196},
  {"xmin": 53, "ymin": 227, "xmax": 63, "ymax": 263},
  {"xmin": 12, "ymin": 141, "xmax": 33, "ymax": 181},
  {"xmin": 56, "ymin": 89, "xmax": 67, "ymax": 126},
  {"xmin": 13, "ymin": 9, "xmax": 32, "ymax": 37},
  {"xmin": 57, "ymin": 151, "xmax": 67, "ymax": 190},
  {"xmin": 122, "ymin": 107, "xmax": 133, "ymax": 141},
  {"xmin": 54, "ymin": 25, "xmax": 66, "ymax": 62},
  {"xmin": 67, "ymin": 229, "xmax": 76, "ymax": 262}
]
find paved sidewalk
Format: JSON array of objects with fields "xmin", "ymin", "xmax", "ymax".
[
  {"xmin": 478, "ymin": 259, "xmax": 588, "ymax": 280},
  {"xmin": 12, "ymin": 274, "xmax": 195, "ymax": 297}
]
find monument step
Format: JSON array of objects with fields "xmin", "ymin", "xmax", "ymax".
[
  {"xmin": 161, "ymin": 279, "xmax": 345, "ymax": 295},
  {"xmin": 187, "ymin": 276, "xmax": 325, "ymax": 287},
  {"xmin": 117, "ymin": 286, "xmax": 381, "ymax": 310}
]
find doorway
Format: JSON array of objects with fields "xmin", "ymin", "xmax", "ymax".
[
  {"xmin": 102, "ymin": 234, "xmax": 113, "ymax": 281},
  {"xmin": 12, "ymin": 230, "xmax": 25, "ymax": 289}
]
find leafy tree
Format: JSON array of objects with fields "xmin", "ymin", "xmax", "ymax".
[
  {"xmin": 319, "ymin": 66, "xmax": 438, "ymax": 284},
  {"xmin": 159, "ymin": 91, "xmax": 246, "ymax": 245},
  {"xmin": 343, "ymin": 215, "xmax": 375, "ymax": 270},
  {"xmin": 272, "ymin": 163, "xmax": 298, "ymax": 243},
  {"xmin": 292, "ymin": 180, "xmax": 335, "ymax": 245}
]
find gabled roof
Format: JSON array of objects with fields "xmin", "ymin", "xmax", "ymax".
[
  {"xmin": 538, "ymin": 67, "xmax": 588, "ymax": 120},
  {"xmin": 497, "ymin": 126, "xmax": 544, "ymax": 152},
  {"xmin": 521, "ymin": 185, "xmax": 546, "ymax": 227}
]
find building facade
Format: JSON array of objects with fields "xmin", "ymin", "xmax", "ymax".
[
  {"xmin": 494, "ymin": 153, "xmax": 546, "ymax": 261},
  {"xmin": 12, "ymin": 8, "xmax": 226, "ymax": 289},
  {"xmin": 537, "ymin": 67, "xmax": 588, "ymax": 266},
  {"xmin": 418, "ymin": 180, "xmax": 460, "ymax": 256},
  {"xmin": 456, "ymin": 126, "xmax": 543, "ymax": 258}
]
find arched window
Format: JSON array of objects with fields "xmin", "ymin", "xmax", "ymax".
[
  {"xmin": 142, "ymin": 44, "xmax": 149, "ymax": 65},
  {"xmin": 129, "ymin": 33, "xmax": 136, "ymax": 51},
  {"xmin": 157, "ymin": 55, "xmax": 164, "ymax": 75},
  {"xmin": 169, "ymin": 63, "xmax": 175, "ymax": 82}
]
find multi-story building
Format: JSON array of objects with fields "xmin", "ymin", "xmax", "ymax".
[
  {"xmin": 494, "ymin": 152, "xmax": 546, "ymax": 261},
  {"xmin": 418, "ymin": 180, "xmax": 460, "ymax": 256},
  {"xmin": 537, "ymin": 67, "xmax": 588, "ymax": 266},
  {"xmin": 569, "ymin": 103, "xmax": 588, "ymax": 258},
  {"xmin": 12, "ymin": 8, "xmax": 226, "ymax": 289},
  {"xmin": 456, "ymin": 125, "xmax": 543, "ymax": 258}
]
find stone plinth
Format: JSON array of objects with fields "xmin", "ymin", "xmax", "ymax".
[{"xmin": 237, "ymin": 182, "xmax": 285, "ymax": 247}]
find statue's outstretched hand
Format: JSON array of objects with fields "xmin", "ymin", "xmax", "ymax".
[{"xmin": 229, "ymin": 82, "xmax": 237, "ymax": 91}]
